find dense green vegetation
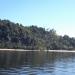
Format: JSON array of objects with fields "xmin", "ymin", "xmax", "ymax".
[{"xmin": 0, "ymin": 19, "xmax": 75, "ymax": 50}]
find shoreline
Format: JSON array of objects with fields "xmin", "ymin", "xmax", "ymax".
[{"xmin": 0, "ymin": 49, "xmax": 75, "ymax": 52}]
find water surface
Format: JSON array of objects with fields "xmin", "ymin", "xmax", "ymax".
[{"xmin": 0, "ymin": 51, "xmax": 75, "ymax": 75}]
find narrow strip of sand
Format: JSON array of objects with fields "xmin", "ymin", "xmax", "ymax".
[
  {"xmin": 0, "ymin": 49, "xmax": 75, "ymax": 52},
  {"xmin": 47, "ymin": 50, "xmax": 75, "ymax": 52},
  {"xmin": 0, "ymin": 49, "xmax": 40, "ymax": 51}
]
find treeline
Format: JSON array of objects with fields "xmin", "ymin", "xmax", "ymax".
[{"xmin": 0, "ymin": 19, "xmax": 75, "ymax": 50}]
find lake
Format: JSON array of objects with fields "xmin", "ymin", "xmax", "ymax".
[{"xmin": 0, "ymin": 51, "xmax": 75, "ymax": 75}]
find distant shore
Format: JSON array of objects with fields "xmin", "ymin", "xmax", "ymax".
[
  {"xmin": 48, "ymin": 50, "xmax": 75, "ymax": 52},
  {"xmin": 0, "ymin": 49, "xmax": 75, "ymax": 52},
  {"xmin": 0, "ymin": 49, "xmax": 40, "ymax": 51}
]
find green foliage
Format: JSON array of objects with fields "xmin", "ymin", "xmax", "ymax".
[{"xmin": 0, "ymin": 19, "xmax": 75, "ymax": 50}]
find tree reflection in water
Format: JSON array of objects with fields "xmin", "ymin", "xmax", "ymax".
[{"xmin": 0, "ymin": 51, "xmax": 75, "ymax": 75}]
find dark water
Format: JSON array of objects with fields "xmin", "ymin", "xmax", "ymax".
[{"xmin": 0, "ymin": 51, "xmax": 75, "ymax": 75}]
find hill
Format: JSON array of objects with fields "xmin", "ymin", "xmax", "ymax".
[{"xmin": 0, "ymin": 19, "xmax": 75, "ymax": 50}]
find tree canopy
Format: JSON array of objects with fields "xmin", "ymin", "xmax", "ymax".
[{"xmin": 0, "ymin": 19, "xmax": 75, "ymax": 50}]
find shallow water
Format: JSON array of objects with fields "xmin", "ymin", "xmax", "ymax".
[{"xmin": 0, "ymin": 51, "xmax": 75, "ymax": 75}]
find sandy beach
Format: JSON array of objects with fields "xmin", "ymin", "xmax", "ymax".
[{"xmin": 0, "ymin": 49, "xmax": 75, "ymax": 52}]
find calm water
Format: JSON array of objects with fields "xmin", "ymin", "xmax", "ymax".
[{"xmin": 0, "ymin": 51, "xmax": 75, "ymax": 75}]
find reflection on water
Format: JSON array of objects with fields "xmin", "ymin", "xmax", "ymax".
[{"xmin": 0, "ymin": 51, "xmax": 75, "ymax": 75}]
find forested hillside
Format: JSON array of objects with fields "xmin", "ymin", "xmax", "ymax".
[{"xmin": 0, "ymin": 19, "xmax": 75, "ymax": 50}]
